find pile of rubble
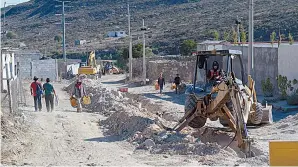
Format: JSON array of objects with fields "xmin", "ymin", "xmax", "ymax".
[
  {"xmin": 69, "ymin": 80, "xmax": 241, "ymax": 158},
  {"xmin": 64, "ymin": 79, "xmax": 298, "ymax": 165}
]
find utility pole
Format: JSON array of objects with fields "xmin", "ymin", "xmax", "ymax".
[
  {"xmin": 141, "ymin": 19, "xmax": 147, "ymax": 85},
  {"xmin": 62, "ymin": 1, "xmax": 66, "ymax": 62},
  {"xmin": 128, "ymin": 4, "xmax": 133, "ymax": 81},
  {"xmin": 248, "ymin": 0, "xmax": 254, "ymax": 76},
  {"xmin": 236, "ymin": 16, "xmax": 241, "ymax": 44},
  {"xmin": 55, "ymin": 0, "xmax": 71, "ymax": 77},
  {"xmin": 3, "ymin": 1, "xmax": 6, "ymax": 33}
]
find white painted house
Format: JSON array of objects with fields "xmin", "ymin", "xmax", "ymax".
[
  {"xmin": 107, "ymin": 31, "xmax": 128, "ymax": 38},
  {"xmin": 1, "ymin": 48, "xmax": 17, "ymax": 92}
]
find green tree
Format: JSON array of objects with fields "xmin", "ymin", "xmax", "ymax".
[
  {"xmin": 213, "ymin": 30, "xmax": 220, "ymax": 41},
  {"xmin": 223, "ymin": 30, "xmax": 230, "ymax": 42},
  {"xmin": 232, "ymin": 27, "xmax": 238, "ymax": 44},
  {"xmin": 6, "ymin": 31, "xmax": 17, "ymax": 39},
  {"xmin": 289, "ymin": 32, "xmax": 294, "ymax": 45},
  {"xmin": 180, "ymin": 39, "xmax": 197, "ymax": 56},
  {"xmin": 240, "ymin": 25, "xmax": 247, "ymax": 44},
  {"xmin": 270, "ymin": 31, "xmax": 276, "ymax": 47},
  {"xmin": 120, "ymin": 44, "xmax": 153, "ymax": 60},
  {"xmin": 54, "ymin": 35, "xmax": 62, "ymax": 43},
  {"xmin": 132, "ymin": 43, "xmax": 143, "ymax": 58},
  {"xmin": 145, "ymin": 47, "xmax": 155, "ymax": 57}
]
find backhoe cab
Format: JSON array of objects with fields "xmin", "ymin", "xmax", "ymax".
[{"xmin": 165, "ymin": 50, "xmax": 272, "ymax": 157}]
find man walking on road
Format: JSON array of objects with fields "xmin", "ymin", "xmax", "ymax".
[
  {"xmin": 158, "ymin": 73, "xmax": 165, "ymax": 94},
  {"xmin": 30, "ymin": 76, "xmax": 43, "ymax": 112},
  {"xmin": 174, "ymin": 74, "xmax": 181, "ymax": 94},
  {"xmin": 43, "ymin": 78, "xmax": 56, "ymax": 112},
  {"xmin": 72, "ymin": 79, "xmax": 86, "ymax": 112}
]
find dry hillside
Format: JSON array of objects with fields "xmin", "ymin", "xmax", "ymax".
[{"xmin": 2, "ymin": 0, "xmax": 298, "ymax": 54}]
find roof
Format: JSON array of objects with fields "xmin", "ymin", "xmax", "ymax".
[
  {"xmin": 198, "ymin": 40, "xmax": 226, "ymax": 45},
  {"xmin": 194, "ymin": 50, "xmax": 242, "ymax": 56}
]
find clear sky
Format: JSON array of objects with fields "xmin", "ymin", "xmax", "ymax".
[{"xmin": 1, "ymin": 0, "xmax": 30, "ymax": 8}]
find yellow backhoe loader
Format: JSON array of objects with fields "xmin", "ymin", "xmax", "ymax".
[
  {"xmin": 78, "ymin": 51, "xmax": 102, "ymax": 79},
  {"xmin": 161, "ymin": 50, "xmax": 273, "ymax": 157}
]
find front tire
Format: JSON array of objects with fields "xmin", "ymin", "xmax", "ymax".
[{"xmin": 185, "ymin": 94, "xmax": 207, "ymax": 128}]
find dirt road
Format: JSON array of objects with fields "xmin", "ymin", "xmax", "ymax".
[
  {"xmin": 13, "ymin": 83, "xmax": 144, "ymax": 166},
  {"xmin": 9, "ymin": 82, "xmax": 198, "ymax": 166},
  {"xmin": 3, "ymin": 76, "xmax": 297, "ymax": 166}
]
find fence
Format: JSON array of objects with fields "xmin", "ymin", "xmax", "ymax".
[{"xmin": 1, "ymin": 63, "xmax": 26, "ymax": 113}]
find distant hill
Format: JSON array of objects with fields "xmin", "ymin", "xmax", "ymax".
[{"xmin": 2, "ymin": 0, "xmax": 298, "ymax": 55}]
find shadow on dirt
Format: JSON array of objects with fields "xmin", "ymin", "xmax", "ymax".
[
  {"xmin": 193, "ymin": 127, "xmax": 264, "ymax": 158},
  {"xmin": 84, "ymin": 135, "xmax": 122, "ymax": 142},
  {"xmin": 272, "ymin": 110, "xmax": 298, "ymax": 122},
  {"xmin": 101, "ymin": 78, "xmax": 126, "ymax": 85},
  {"xmin": 142, "ymin": 92, "xmax": 186, "ymax": 105}
]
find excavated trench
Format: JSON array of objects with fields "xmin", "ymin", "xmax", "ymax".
[{"xmin": 64, "ymin": 79, "xmax": 266, "ymax": 159}]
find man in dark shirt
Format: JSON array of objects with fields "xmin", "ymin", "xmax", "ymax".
[
  {"xmin": 174, "ymin": 74, "xmax": 181, "ymax": 94},
  {"xmin": 158, "ymin": 73, "xmax": 165, "ymax": 94}
]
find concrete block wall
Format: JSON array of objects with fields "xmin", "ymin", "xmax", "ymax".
[
  {"xmin": 278, "ymin": 45, "xmax": 298, "ymax": 91},
  {"xmin": 132, "ymin": 56, "xmax": 197, "ymax": 79},
  {"xmin": 278, "ymin": 45, "xmax": 298, "ymax": 81},
  {"xmin": 31, "ymin": 59, "xmax": 58, "ymax": 81},
  {"xmin": 223, "ymin": 45, "xmax": 279, "ymax": 95},
  {"xmin": 133, "ymin": 44, "xmax": 298, "ymax": 96},
  {"xmin": 15, "ymin": 50, "xmax": 41, "ymax": 79},
  {"xmin": 147, "ymin": 60, "xmax": 196, "ymax": 83}
]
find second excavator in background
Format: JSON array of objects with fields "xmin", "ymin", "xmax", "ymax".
[{"xmin": 78, "ymin": 51, "xmax": 103, "ymax": 79}]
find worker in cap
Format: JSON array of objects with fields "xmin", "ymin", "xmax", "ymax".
[
  {"xmin": 30, "ymin": 76, "xmax": 43, "ymax": 112},
  {"xmin": 207, "ymin": 61, "xmax": 222, "ymax": 81},
  {"xmin": 71, "ymin": 78, "xmax": 86, "ymax": 112}
]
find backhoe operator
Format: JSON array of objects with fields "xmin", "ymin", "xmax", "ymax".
[{"xmin": 207, "ymin": 61, "xmax": 222, "ymax": 82}]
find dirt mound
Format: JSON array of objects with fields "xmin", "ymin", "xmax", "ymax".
[
  {"xmin": 79, "ymin": 81, "xmax": 242, "ymax": 158},
  {"xmin": 1, "ymin": 108, "xmax": 31, "ymax": 164},
  {"xmin": 69, "ymin": 80, "xmax": 297, "ymax": 166}
]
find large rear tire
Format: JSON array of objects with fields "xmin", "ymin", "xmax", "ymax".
[
  {"xmin": 249, "ymin": 102, "xmax": 263, "ymax": 125},
  {"xmin": 185, "ymin": 94, "xmax": 207, "ymax": 128}
]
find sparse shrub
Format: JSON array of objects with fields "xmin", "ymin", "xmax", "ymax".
[
  {"xmin": 240, "ymin": 25, "xmax": 247, "ymax": 44},
  {"xmin": 261, "ymin": 78, "xmax": 274, "ymax": 97},
  {"xmin": 270, "ymin": 31, "xmax": 276, "ymax": 47},
  {"xmin": 232, "ymin": 27, "xmax": 238, "ymax": 44},
  {"xmin": 276, "ymin": 75, "xmax": 291, "ymax": 100},
  {"xmin": 289, "ymin": 32, "xmax": 294, "ymax": 45},
  {"xmin": 223, "ymin": 31, "xmax": 230, "ymax": 42},
  {"xmin": 6, "ymin": 31, "xmax": 17, "ymax": 39},
  {"xmin": 287, "ymin": 89, "xmax": 298, "ymax": 105},
  {"xmin": 54, "ymin": 35, "xmax": 62, "ymax": 43},
  {"xmin": 213, "ymin": 30, "xmax": 219, "ymax": 41}
]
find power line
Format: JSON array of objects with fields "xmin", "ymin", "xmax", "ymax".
[{"xmin": 55, "ymin": 0, "xmax": 72, "ymax": 62}]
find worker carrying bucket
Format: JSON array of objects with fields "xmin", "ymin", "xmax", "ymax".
[{"xmin": 71, "ymin": 79, "xmax": 87, "ymax": 112}]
